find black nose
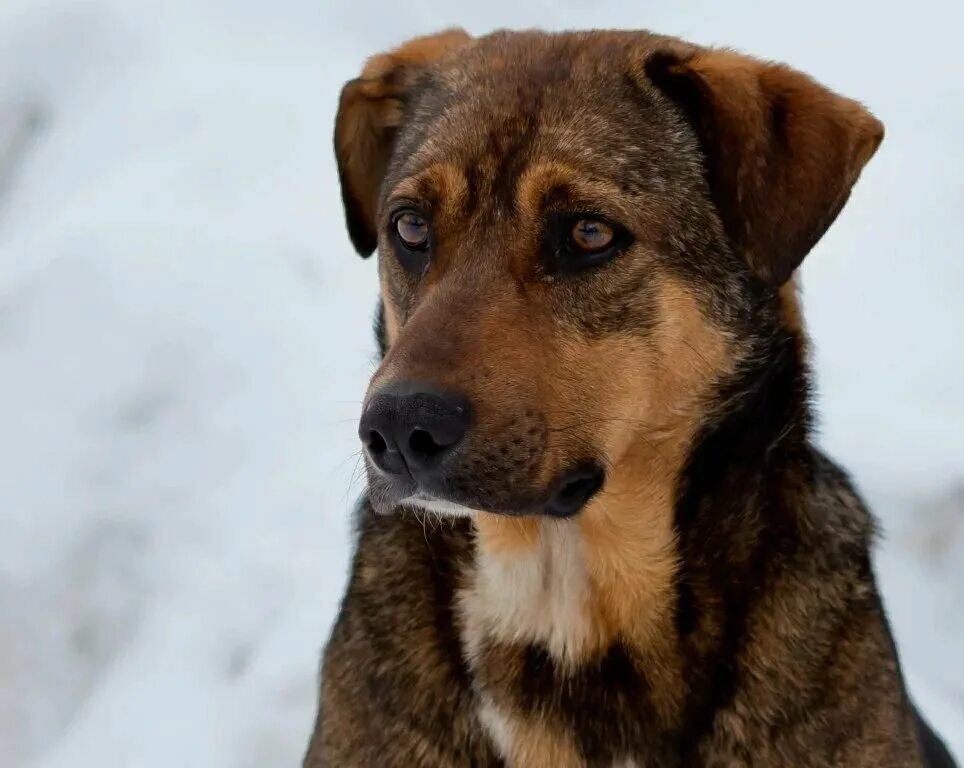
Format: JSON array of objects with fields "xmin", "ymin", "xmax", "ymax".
[{"xmin": 359, "ymin": 383, "xmax": 470, "ymax": 479}]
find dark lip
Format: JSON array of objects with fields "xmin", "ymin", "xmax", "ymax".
[
  {"xmin": 366, "ymin": 460, "xmax": 605, "ymax": 518},
  {"xmin": 543, "ymin": 462, "xmax": 605, "ymax": 518}
]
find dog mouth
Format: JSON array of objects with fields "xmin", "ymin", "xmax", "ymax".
[{"xmin": 383, "ymin": 462, "xmax": 605, "ymax": 518}]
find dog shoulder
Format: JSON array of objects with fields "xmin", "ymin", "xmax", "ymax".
[
  {"xmin": 805, "ymin": 449, "xmax": 877, "ymax": 561},
  {"xmin": 309, "ymin": 502, "xmax": 496, "ymax": 767},
  {"xmin": 748, "ymin": 449, "xmax": 925, "ymax": 766}
]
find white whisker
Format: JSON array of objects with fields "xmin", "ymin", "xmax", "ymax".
[{"xmin": 400, "ymin": 495, "xmax": 480, "ymax": 518}]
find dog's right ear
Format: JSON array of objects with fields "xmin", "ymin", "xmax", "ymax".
[{"xmin": 334, "ymin": 29, "xmax": 472, "ymax": 257}]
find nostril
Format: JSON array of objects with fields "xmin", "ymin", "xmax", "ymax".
[
  {"xmin": 408, "ymin": 428, "xmax": 444, "ymax": 459},
  {"xmin": 366, "ymin": 429, "xmax": 388, "ymax": 455}
]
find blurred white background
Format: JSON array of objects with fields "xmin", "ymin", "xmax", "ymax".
[{"xmin": 0, "ymin": 1, "xmax": 961, "ymax": 766}]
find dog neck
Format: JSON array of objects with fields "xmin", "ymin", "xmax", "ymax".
[{"xmin": 462, "ymin": 435, "xmax": 684, "ymax": 668}]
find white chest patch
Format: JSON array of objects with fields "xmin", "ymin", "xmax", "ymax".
[{"xmin": 459, "ymin": 518, "xmax": 592, "ymax": 667}]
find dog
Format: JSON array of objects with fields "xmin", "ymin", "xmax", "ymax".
[{"xmin": 305, "ymin": 28, "xmax": 958, "ymax": 767}]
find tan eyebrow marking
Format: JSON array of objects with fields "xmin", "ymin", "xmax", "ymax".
[
  {"xmin": 515, "ymin": 162, "xmax": 637, "ymax": 225},
  {"xmin": 385, "ymin": 163, "xmax": 469, "ymax": 225}
]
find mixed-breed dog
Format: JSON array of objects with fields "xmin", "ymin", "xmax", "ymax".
[{"xmin": 304, "ymin": 27, "xmax": 957, "ymax": 767}]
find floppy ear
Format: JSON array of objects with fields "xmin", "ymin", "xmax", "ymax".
[
  {"xmin": 645, "ymin": 47, "xmax": 884, "ymax": 286},
  {"xmin": 334, "ymin": 29, "xmax": 472, "ymax": 256}
]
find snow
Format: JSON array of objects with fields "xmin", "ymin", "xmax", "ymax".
[{"xmin": 0, "ymin": 1, "xmax": 960, "ymax": 765}]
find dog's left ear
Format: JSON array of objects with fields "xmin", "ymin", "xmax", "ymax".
[
  {"xmin": 645, "ymin": 46, "xmax": 884, "ymax": 286},
  {"xmin": 334, "ymin": 29, "xmax": 472, "ymax": 256}
]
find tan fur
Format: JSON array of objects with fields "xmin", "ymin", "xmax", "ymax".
[
  {"xmin": 779, "ymin": 278, "xmax": 805, "ymax": 336},
  {"xmin": 498, "ymin": 716, "xmax": 583, "ymax": 768},
  {"xmin": 387, "ymin": 163, "xmax": 469, "ymax": 226},
  {"xmin": 379, "ymin": 270, "xmax": 401, "ymax": 347},
  {"xmin": 473, "ymin": 514, "xmax": 541, "ymax": 556},
  {"xmin": 361, "ymin": 28, "xmax": 472, "ymax": 83}
]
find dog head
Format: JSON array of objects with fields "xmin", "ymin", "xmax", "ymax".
[{"xmin": 335, "ymin": 29, "xmax": 882, "ymax": 518}]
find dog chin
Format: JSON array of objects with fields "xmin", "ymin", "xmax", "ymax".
[{"xmin": 399, "ymin": 494, "xmax": 481, "ymax": 518}]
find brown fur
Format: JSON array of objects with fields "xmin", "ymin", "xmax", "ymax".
[
  {"xmin": 645, "ymin": 46, "xmax": 884, "ymax": 285},
  {"xmin": 307, "ymin": 27, "xmax": 955, "ymax": 768}
]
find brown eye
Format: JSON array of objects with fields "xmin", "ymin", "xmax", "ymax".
[
  {"xmin": 394, "ymin": 210, "xmax": 429, "ymax": 250},
  {"xmin": 570, "ymin": 218, "xmax": 614, "ymax": 253}
]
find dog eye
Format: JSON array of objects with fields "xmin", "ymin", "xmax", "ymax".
[
  {"xmin": 570, "ymin": 218, "xmax": 614, "ymax": 253},
  {"xmin": 549, "ymin": 215, "xmax": 629, "ymax": 274},
  {"xmin": 393, "ymin": 211, "xmax": 430, "ymax": 250}
]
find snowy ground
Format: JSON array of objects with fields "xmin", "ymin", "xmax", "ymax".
[{"xmin": 0, "ymin": 2, "xmax": 961, "ymax": 766}]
